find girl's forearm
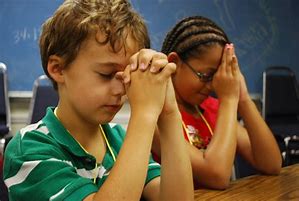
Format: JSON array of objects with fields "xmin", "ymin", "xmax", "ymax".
[{"xmin": 238, "ymin": 99, "xmax": 282, "ymax": 174}]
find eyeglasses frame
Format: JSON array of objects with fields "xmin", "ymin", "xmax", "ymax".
[{"xmin": 182, "ymin": 61, "xmax": 215, "ymax": 82}]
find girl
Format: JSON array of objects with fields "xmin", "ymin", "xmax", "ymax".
[{"xmin": 152, "ymin": 16, "xmax": 282, "ymax": 190}]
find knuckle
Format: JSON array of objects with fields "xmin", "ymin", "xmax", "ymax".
[
  {"xmin": 139, "ymin": 48, "xmax": 148, "ymax": 54},
  {"xmin": 129, "ymin": 55, "xmax": 136, "ymax": 64},
  {"xmin": 157, "ymin": 52, "xmax": 167, "ymax": 59},
  {"xmin": 169, "ymin": 62, "xmax": 177, "ymax": 71}
]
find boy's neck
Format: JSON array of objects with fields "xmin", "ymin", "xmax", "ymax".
[{"xmin": 54, "ymin": 106, "xmax": 107, "ymax": 162}]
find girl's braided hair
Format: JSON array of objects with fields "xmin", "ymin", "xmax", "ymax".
[{"xmin": 161, "ymin": 16, "xmax": 230, "ymax": 60}]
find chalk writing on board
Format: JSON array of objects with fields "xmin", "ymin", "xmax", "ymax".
[
  {"xmin": 214, "ymin": 0, "xmax": 279, "ymax": 72},
  {"xmin": 1, "ymin": 0, "xmax": 296, "ymax": 94},
  {"xmin": 13, "ymin": 27, "xmax": 41, "ymax": 44}
]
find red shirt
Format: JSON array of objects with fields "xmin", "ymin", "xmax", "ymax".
[
  {"xmin": 181, "ymin": 96, "xmax": 219, "ymax": 149},
  {"xmin": 152, "ymin": 96, "xmax": 219, "ymax": 162}
]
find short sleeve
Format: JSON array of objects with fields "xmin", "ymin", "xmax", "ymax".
[
  {"xmin": 3, "ymin": 132, "xmax": 98, "ymax": 201},
  {"xmin": 145, "ymin": 154, "xmax": 161, "ymax": 185}
]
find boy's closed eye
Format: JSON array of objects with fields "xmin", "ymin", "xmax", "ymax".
[
  {"xmin": 93, "ymin": 62, "xmax": 126, "ymax": 80},
  {"xmin": 97, "ymin": 72, "xmax": 115, "ymax": 80},
  {"xmin": 98, "ymin": 73, "xmax": 115, "ymax": 80}
]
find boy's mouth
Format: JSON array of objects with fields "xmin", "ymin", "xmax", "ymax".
[{"xmin": 105, "ymin": 105, "xmax": 122, "ymax": 112}]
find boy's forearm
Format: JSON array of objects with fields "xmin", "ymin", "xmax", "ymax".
[
  {"xmin": 95, "ymin": 112, "xmax": 158, "ymax": 201},
  {"xmin": 158, "ymin": 113, "xmax": 194, "ymax": 201}
]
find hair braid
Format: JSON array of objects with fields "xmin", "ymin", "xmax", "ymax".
[
  {"xmin": 161, "ymin": 16, "xmax": 230, "ymax": 60},
  {"xmin": 161, "ymin": 17, "xmax": 196, "ymax": 54}
]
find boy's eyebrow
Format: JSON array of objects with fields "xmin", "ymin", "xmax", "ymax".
[{"xmin": 94, "ymin": 62, "xmax": 125, "ymax": 71}]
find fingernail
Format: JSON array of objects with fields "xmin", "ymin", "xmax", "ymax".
[
  {"xmin": 124, "ymin": 76, "xmax": 130, "ymax": 83},
  {"xmin": 122, "ymin": 75, "xmax": 128, "ymax": 83},
  {"xmin": 131, "ymin": 63, "xmax": 136, "ymax": 70},
  {"xmin": 140, "ymin": 63, "xmax": 146, "ymax": 70}
]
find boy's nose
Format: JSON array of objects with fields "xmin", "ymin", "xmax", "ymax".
[{"xmin": 111, "ymin": 75, "xmax": 126, "ymax": 96}]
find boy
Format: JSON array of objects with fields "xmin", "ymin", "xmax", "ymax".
[{"xmin": 3, "ymin": 0, "xmax": 193, "ymax": 200}]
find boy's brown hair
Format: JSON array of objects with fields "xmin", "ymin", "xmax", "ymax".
[{"xmin": 39, "ymin": 0, "xmax": 150, "ymax": 89}]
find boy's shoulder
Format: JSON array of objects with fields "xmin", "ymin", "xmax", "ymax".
[
  {"xmin": 5, "ymin": 110, "xmax": 126, "ymax": 158},
  {"xmin": 4, "ymin": 108, "xmax": 69, "ymax": 161},
  {"xmin": 4, "ymin": 120, "xmax": 60, "ymax": 160}
]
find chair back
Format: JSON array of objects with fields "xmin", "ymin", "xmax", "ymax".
[
  {"xmin": 28, "ymin": 75, "xmax": 59, "ymax": 124},
  {"xmin": 0, "ymin": 63, "xmax": 11, "ymax": 137},
  {"xmin": 262, "ymin": 66, "xmax": 299, "ymax": 124},
  {"xmin": 233, "ymin": 153, "xmax": 258, "ymax": 179},
  {"xmin": 262, "ymin": 66, "xmax": 299, "ymax": 166}
]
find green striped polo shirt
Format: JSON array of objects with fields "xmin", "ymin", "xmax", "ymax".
[{"xmin": 4, "ymin": 107, "xmax": 161, "ymax": 201}]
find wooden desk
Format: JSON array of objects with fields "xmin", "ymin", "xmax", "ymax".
[{"xmin": 194, "ymin": 164, "xmax": 299, "ymax": 201}]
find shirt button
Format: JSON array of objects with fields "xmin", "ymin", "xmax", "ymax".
[{"xmin": 85, "ymin": 158, "xmax": 93, "ymax": 164}]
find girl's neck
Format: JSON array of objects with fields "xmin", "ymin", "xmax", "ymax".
[
  {"xmin": 177, "ymin": 102, "xmax": 202, "ymax": 118},
  {"xmin": 174, "ymin": 90, "xmax": 203, "ymax": 118}
]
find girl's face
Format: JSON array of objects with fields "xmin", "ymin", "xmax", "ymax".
[{"xmin": 172, "ymin": 44, "xmax": 223, "ymax": 110}]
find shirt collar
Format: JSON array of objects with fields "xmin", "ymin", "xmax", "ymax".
[{"xmin": 42, "ymin": 107, "xmax": 89, "ymax": 158}]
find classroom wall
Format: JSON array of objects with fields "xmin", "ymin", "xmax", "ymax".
[
  {"xmin": 1, "ymin": 0, "xmax": 299, "ymax": 96},
  {"xmin": 1, "ymin": 0, "xmax": 298, "ymax": 134}
]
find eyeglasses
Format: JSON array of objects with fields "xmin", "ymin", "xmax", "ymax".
[{"xmin": 183, "ymin": 61, "xmax": 215, "ymax": 82}]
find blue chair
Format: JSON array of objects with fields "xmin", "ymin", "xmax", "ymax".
[
  {"xmin": 28, "ymin": 75, "xmax": 59, "ymax": 124},
  {"xmin": 0, "ymin": 63, "xmax": 11, "ymax": 138}
]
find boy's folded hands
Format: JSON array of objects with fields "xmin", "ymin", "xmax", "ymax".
[{"xmin": 122, "ymin": 49, "xmax": 177, "ymax": 118}]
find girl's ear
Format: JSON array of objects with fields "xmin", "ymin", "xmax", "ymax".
[
  {"xmin": 167, "ymin": 52, "xmax": 181, "ymax": 64},
  {"xmin": 47, "ymin": 55, "xmax": 65, "ymax": 84},
  {"xmin": 167, "ymin": 52, "xmax": 183, "ymax": 76}
]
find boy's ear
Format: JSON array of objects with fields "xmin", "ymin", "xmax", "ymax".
[{"xmin": 47, "ymin": 55, "xmax": 65, "ymax": 84}]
